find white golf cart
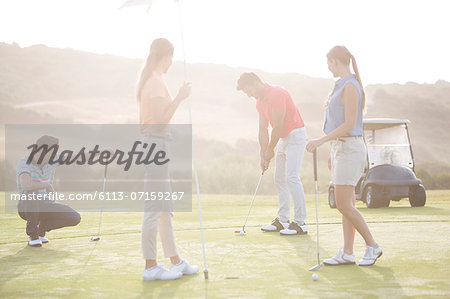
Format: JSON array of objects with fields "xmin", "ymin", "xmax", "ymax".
[{"xmin": 328, "ymin": 118, "xmax": 426, "ymax": 208}]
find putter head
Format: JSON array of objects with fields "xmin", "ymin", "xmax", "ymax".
[
  {"xmin": 90, "ymin": 236, "xmax": 100, "ymax": 241},
  {"xmin": 204, "ymin": 269, "xmax": 209, "ymax": 280},
  {"xmin": 309, "ymin": 263, "xmax": 323, "ymax": 271}
]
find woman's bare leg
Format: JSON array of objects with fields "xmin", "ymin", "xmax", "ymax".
[
  {"xmin": 335, "ymin": 185, "xmax": 377, "ymax": 248},
  {"xmin": 342, "ymin": 194, "xmax": 356, "ymax": 254}
]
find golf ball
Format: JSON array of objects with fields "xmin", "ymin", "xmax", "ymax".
[
  {"xmin": 240, "ymin": 231, "xmax": 244, "ymax": 236},
  {"xmin": 312, "ymin": 273, "xmax": 318, "ymax": 281}
]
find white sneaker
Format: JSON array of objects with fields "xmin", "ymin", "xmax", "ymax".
[
  {"xmin": 280, "ymin": 222, "xmax": 308, "ymax": 235},
  {"xmin": 323, "ymin": 249, "xmax": 355, "ymax": 265},
  {"xmin": 143, "ymin": 264, "xmax": 182, "ymax": 281},
  {"xmin": 359, "ymin": 245, "xmax": 383, "ymax": 266},
  {"xmin": 170, "ymin": 260, "xmax": 199, "ymax": 275},
  {"xmin": 261, "ymin": 217, "xmax": 289, "ymax": 232},
  {"xmin": 39, "ymin": 236, "xmax": 49, "ymax": 243},
  {"xmin": 28, "ymin": 237, "xmax": 42, "ymax": 247}
]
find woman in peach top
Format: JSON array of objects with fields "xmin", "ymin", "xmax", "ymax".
[{"xmin": 137, "ymin": 38, "xmax": 198, "ymax": 281}]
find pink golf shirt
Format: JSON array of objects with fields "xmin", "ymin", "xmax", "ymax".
[{"xmin": 256, "ymin": 84, "xmax": 305, "ymax": 138}]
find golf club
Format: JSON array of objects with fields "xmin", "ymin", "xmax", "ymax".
[
  {"xmin": 91, "ymin": 163, "xmax": 108, "ymax": 242},
  {"xmin": 309, "ymin": 150, "xmax": 323, "ymax": 271},
  {"xmin": 235, "ymin": 173, "xmax": 264, "ymax": 235}
]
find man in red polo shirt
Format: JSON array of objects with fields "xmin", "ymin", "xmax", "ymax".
[{"xmin": 237, "ymin": 72, "xmax": 308, "ymax": 235}]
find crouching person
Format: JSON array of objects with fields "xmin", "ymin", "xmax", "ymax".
[{"xmin": 17, "ymin": 135, "xmax": 81, "ymax": 247}]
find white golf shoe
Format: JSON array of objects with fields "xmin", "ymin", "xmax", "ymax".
[
  {"xmin": 323, "ymin": 249, "xmax": 355, "ymax": 265},
  {"xmin": 170, "ymin": 260, "xmax": 199, "ymax": 275},
  {"xmin": 358, "ymin": 245, "xmax": 383, "ymax": 266},
  {"xmin": 39, "ymin": 236, "xmax": 49, "ymax": 243},
  {"xmin": 28, "ymin": 237, "xmax": 42, "ymax": 247},
  {"xmin": 280, "ymin": 222, "xmax": 308, "ymax": 235},
  {"xmin": 261, "ymin": 217, "xmax": 289, "ymax": 232},
  {"xmin": 143, "ymin": 264, "xmax": 182, "ymax": 281}
]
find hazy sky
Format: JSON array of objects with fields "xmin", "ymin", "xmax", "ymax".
[{"xmin": 1, "ymin": 0, "xmax": 449, "ymax": 84}]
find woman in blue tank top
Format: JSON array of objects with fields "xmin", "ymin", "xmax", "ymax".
[{"xmin": 306, "ymin": 46, "xmax": 382, "ymax": 266}]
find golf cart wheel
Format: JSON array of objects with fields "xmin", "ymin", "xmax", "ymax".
[
  {"xmin": 409, "ymin": 184, "xmax": 426, "ymax": 207},
  {"xmin": 328, "ymin": 187, "xmax": 336, "ymax": 208},
  {"xmin": 364, "ymin": 186, "xmax": 389, "ymax": 208}
]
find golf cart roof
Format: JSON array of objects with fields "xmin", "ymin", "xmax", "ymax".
[{"xmin": 363, "ymin": 118, "xmax": 410, "ymax": 130}]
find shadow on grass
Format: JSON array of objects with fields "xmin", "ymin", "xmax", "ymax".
[
  {"xmin": 285, "ymin": 235, "xmax": 404, "ymax": 297},
  {"xmin": 283, "ymin": 233, "xmax": 321, "ymax": 267},
  {"xmin": 311, "ymin": 264, "xmax": 403, "ymax": 297},
  {"xmin": 140, "ymin": 273, "xmax": 205, "ymax": 298},
  {"xmin": 0, "ymin": 246, "xmax": 70, "ymax": 290},
  {"xmin": 359, "ymin": 205, "xmax": 448, "ymax": 217}
]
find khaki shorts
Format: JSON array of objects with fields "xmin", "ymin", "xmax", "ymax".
[{"xmin": 331, "ymin": 137, "xmax": 367, "ymax": 186}]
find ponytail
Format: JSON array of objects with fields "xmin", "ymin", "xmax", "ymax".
[
  {"xmin": 136, "ymin": 53, "xmax": 157, "ymax": 102},
  {"xmin": 350, "ymin": 54, "xmax": 366, "ymax": 112},
  {"xmin": 136, "ymin": 38, "xmax": 174, "ymax": 102}
]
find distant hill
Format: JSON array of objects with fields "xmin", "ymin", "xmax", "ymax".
[
  {"xmin": 0, "ymin": 42, "xmax": 140, "ymax": 103},
  {"xmin": 1, "ymin": 42, "xmax": 449, "ymax": 191},
  {"xmin": 0, "ymin": 42, "xmax": 333, "ymax": 139}
]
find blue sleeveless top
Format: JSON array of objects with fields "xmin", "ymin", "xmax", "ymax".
[{"xmin": 323, "ymin": 74, "xmax": 363, "ymax": 136}]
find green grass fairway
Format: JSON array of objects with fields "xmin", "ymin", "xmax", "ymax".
[{"xmin": 1, "ymin": 191, "xmax": 449, "ymax": 298}]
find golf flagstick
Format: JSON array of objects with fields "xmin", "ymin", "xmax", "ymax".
[
  {"xmin": 91, "ymin": 163, "xmax": 108, "ymax": 241},
  {"xmin": 309, "ymin": 150, "xmax": 323, "ymax": 271},
  {"xmin": 119, "ymin": 0, "xmax": 208, "ymax": 279},
  {"xmin": 176, "ymin": 0, "xmax": 209, "ymax": 280}
]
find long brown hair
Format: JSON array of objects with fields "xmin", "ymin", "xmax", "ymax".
[
  {"xmin": 136, "ymin": 38, "xmax": 174, "ymax": 102},
  {"xmin": 327, "ymin": 46, "xmax": 366, "ymax": 110}
]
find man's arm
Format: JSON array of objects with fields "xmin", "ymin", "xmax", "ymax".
[
  {"xmin": 260, "ymin": 110, "xmax": 286, "ymax": 170},
  {"xmin": 264, "ymin": 109, "xmax": 286, "ymax": 162},
  {"xmin": 267, "ymin": 110, "xmax": 285, "ymax": 152},
  {"xmin": 258, "ymin": 114, "xmax": 269, "ymax": 173},
  {"xmin": 19, "ymin": 173, "xmax": 50, "ymax": 192}
]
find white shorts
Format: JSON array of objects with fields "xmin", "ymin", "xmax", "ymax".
[{"xmin": 331, "ymin": 137, "xmax": 367, "ymax": 186}]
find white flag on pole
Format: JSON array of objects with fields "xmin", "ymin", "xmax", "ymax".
[{"xmin": 119, "ymin": 0, "xmax": 153, "ymax": 11}]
